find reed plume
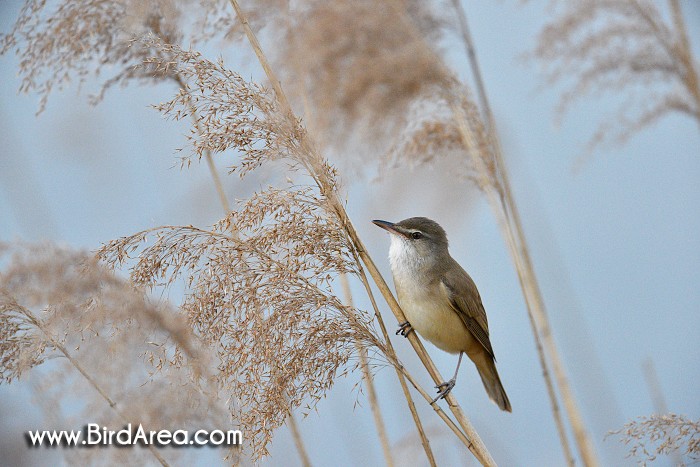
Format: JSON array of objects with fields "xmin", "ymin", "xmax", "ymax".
[
  {"xmin": 276, "ymin": 0, "xmax": 450, "ymax": 156},
  {"xmin": 0, "ymin": 242, "xmax": 229, "ymax": 466},
  {"xmin": 608, "ymin": 414, "xmax": 699, "ymax": 466},
  {"xmin": 92, "ymin": 38, "xmax": 400, "ymax": 459},
  {"xmin": 0, "ymin": 0, "xmax": 273, "ymax": 113},
  {"xmin": 530, "ymin": 0, "xmax": 700, "ymax": 162}
]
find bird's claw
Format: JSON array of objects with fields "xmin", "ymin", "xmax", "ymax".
[
  {"xmin": 431, "ymin": 378, "xmax": 456, "ymax": 403},
  {"xmin": 396, "ymin": 321, "xmax": 414, "ymax": 337}
]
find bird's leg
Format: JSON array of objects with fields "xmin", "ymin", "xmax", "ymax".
[
  {"xmin": 432, "ymin": 352, "xmax": 464, "ymax": 403},
  {"xmin": 396, "ymin": 321, "xmax": 414, "ymax": 337}
]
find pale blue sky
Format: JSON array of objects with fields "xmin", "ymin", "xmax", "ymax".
[{"xmin": 1, "ymin": 1, "xmax": 699, "ymax": 466}]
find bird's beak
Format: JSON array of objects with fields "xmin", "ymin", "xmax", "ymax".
[{"xmin": 372, "ymin": 220, "xmax": 407, "ymax": 237}]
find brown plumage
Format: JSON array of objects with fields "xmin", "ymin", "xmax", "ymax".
[{"xmin": 374, "ymin": 217, "xmax": 511, "ymax": 411}]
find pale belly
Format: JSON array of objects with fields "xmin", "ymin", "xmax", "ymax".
[{"xmin": 397, "ymin": 284, "xmax": 474, "ymax": 354}]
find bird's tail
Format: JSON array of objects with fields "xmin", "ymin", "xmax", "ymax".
[{"xmin": 476, "ymin": 355, "xmax": 512, "ymax": 412}]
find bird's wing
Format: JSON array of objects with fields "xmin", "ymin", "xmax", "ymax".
[{"xmin": 440, "ymin": 264, "xmax": 495, "ymax": 359}]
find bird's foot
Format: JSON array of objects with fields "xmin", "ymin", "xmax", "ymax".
[
  {"xmin": 431, "ymin": 378, "xmax": 456, "ymax": 403},
  {"xmin": 396, "ymin": 321, "xmax": 414, "ymax": 337}
]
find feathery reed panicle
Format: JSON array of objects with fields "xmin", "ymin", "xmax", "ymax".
[
  {"xmin": 0, "ymin": 0, "xmax": 267, "ymax": 112},
  {"xmin": 0, "ymin": 242, "xmax": 229, "ymax": 466},
  {"xmin": 141, "ymin": 38, "xmax": 303, "ymax": 175},
  {"xmin": 530, "ymin": 0, "xmax": 700, "ymax": 159},
  {"xmin": 607, "ymin": 414, "xmax": 700, "ymax": 466},
  {"xmin": 0, "ymin": 0, "xmax": 180, "ymax": 111},
  {"xmin": 382, "ymin": 89, "xmax": 485, "ymax": 179},
  {"xmin": 277, "ymin": 0, "xmax": 451, "ymax": 156},
  {"xmin": 98, "ymin": 209, "xmax": 384, "ymax": 459},
  {"xmin": 96, "ymin": 41, "xmax": 391, "ymax": 459}
]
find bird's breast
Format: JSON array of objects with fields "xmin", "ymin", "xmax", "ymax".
[
  {"xmin": 388, "ymin": 238, "xmax": 475, "ymax": 353},
  {"xmin": 393, "ymin": 272, "xmax": 474, "ymax": 354}
]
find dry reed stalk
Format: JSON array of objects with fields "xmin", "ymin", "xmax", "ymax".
[
  {"xmin": 392, "ymin": 369, "xmax": 472, "ymax": 449},
  {"xmin": 350, "ymin": 267, "xmax": 438, "ymax": 467},
  {"xmin": 340, "ymin": 274, "xmax": 395, "ymax": 467},
  {"xmin": 285, "ymin": 413, "xmax": 312, "ymax": 467},
  {"xmin": 487, "ymin": 137, "xmax": 583, "ymax": 467},
  {"xmin": 449, "ymin": 4, "xmax": 590, "ymax": 466},
  {"xmin": 453, "ymin": 6, "xmax": 598, "ymax": 466},
  {"xmin": 226, "ymin": 1, "xmax": 495, "ymax": 465}
]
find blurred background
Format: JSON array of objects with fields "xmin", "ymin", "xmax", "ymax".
[{"xmin": 0, "ymin": 0, "xmax": 698, "ymax": 465}]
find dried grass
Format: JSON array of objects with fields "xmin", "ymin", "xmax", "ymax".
[
  {"xmin": 0, "ymin": 0, "xmax": 276, "ymax": 113},
  {"xmin": 275, "ymin": 0, "xmax": 452, "ymax": 159},
  {"xmin": 382, "ymin": 93, "xmax": 474, "ymax": 174},
  {"xmin": 91, "ymin": 39, "xmax": 395, "ymax": 459},
  {"xmin": 530, "ymin": 0, "xmax": 700, "ymax": 160},
  {"xmin": 0, "ymin": 242, "xmax": 229, "ymax": 465},
  {"xmin": 608, "ymin": 414, "xmax": 700, "ymax": 466},
  {"xmin": 8, "ymin": 0, "xmax": 686, "ymax": 465}
]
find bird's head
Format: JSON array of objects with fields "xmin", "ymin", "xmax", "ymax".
[{"xmin": 373, "ymin": 217, "xmax": 449, "ymax": 263}]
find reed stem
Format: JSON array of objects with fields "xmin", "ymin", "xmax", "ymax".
[
  {"xmin": 340, "ymin": 274, "xmax": 396, "ymax": 467},
  {"xmin": 449, "ymin": 4, "xmax": 598, "ymax": 465}
]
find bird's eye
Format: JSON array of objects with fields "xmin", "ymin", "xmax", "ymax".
[{"xmin": 411, "ymin": 231, "xmax": 423, "ymax": 240}]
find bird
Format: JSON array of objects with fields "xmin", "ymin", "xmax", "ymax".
[{"xmin": 373, "ymin": 217, "xmax": 511, "ymax": 412}]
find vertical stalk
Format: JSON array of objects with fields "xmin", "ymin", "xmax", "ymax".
[
  {"xmin": 286, "ymin": 413, "xmax": 312, "ymax": 467},
  {"xmin": 351, "ymin": 268, "xmax": 437, "ymax": 467},
  {"xmin": 340, "ymin": 274, "xmax": 396, "ymax": 467},
  {"xmin": 450, "ymin": 3, "xmax": 574, "ymax": 463},
  {"xmin": 450, "ymin": 3, "xmax": 598, "ymax": 465}
]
